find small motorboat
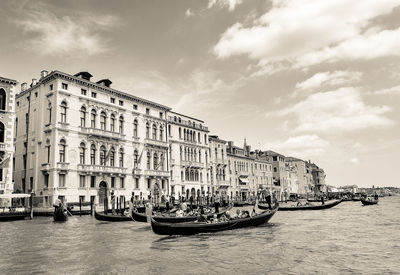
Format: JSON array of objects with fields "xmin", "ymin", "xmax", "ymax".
[
  {"xmin": 0, "ymin": 211, "xmax": 30, "ymax": 222},
  {"xmin": 259, "ymin": 199, "xmax": 342, "ymax": 211},
  {"xmin": 151, "ymin": 205, "xmax": 279, "ymax": 235},
  {"xmin": 361, "ymin": 198, "xmax": 378, "ymax": 206},
  {"xmin": 53, "ymin": 207, "xmax": 68, "ymax": 222},
  {"xmin": 94, "ymin": 211, "xmax": 133, "ymax": 222}
]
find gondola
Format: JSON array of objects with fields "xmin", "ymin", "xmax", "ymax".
[
  {"xmin": 53, "ymin": 207, "xmax": 68, "ymax": 222},
  {"xmin": 233, "ymin": 201, "xmax": 255, "ymax": 207},
  {"xmin": 151, "ymin": 206, "xmax": 279, "ymax": 235},
  {"xmin": 259, "ymin": 199, "xmax": 342, "ymax": 211},
  {"xmin": 132, "ymin": 206, "xmax": 232, "ymax": 223},
  {"xmin": 361, "ymin": 198, "xmax": 378, "ymax": 206},
  {"xmin": 94, "ymin": 211, "xmax": 133, "ymax": 222},
  {"xmin": 0, "ymin": 211, "xmax": 30, "ymax": 222}
]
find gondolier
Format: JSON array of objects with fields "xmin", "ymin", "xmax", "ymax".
[{"xmin": 264, "ymin": 189, "xmax": 272, "ymax": 209}]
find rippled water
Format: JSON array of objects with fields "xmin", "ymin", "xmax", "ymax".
[{"xmin": 1, "ymin": 197, "xmax": 399, "ymax": 275}]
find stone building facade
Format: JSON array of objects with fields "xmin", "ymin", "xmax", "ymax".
[
  {"xmin": 168, "ymin": 111, "xmax": 210, "ymax": 201},
  {"xmin": 13, "ymin": 71, "xmax": 170, "ymax": 206},
  {"xmin": 208, "ymin": 135, "xmax": 230, "ymax": 198},
  {"xmin": 0, "ymin": 76, "xmax": 17, "ymax": 204}
]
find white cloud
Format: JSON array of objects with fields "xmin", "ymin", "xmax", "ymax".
[
  {"xmin": 185, "ymin": 8, "xmax": 194, "ymax": 17},
  {"xmin": 271, "ymin": 87, "xmax": 395, "ymax": 134},
  {"xmin": 374, "ymin": 85, "xmax": 400, "ymax": 95},
  {"xmin": 293, "ymin": 71, "xmax": 362, "ymax": 97},
  {"xmin": 350, "ymin": 157, "xmax": 360, "ymax": 164},
  {"xmin": 265, "ymin": 135, "xmax": 329, "ymax": 158},
  {"xmin": 18, "ymin": 10, "xmax": 118, "ymax": 56},
  {"xmin": 213, "ymin": 0, "xmax": 400, "ymax": 74},
  {"xmin": 207, "ymin": 0, "xmax": 243, "ymax": 11}
]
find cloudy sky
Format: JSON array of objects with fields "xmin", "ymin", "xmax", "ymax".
[{"xmin": 1, "ymin": 0, "xmax": 399, "ymax": 188}]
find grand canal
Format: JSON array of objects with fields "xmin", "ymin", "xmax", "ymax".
[{"xmin": 1, "ymin": 197, "xmax": 399, "ymax": 274}]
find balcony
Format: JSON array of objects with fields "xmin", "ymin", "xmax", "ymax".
[
  {"xmin": 216, "ymin": 180, "xmax": 230, "ymax": 187},
  {"xmin": 142, "ymin": 170, "xmax": 169, "ymax": 178},
  {"xmin": 168, "ymin": 116, "xmax": 209, "ymax": 131},
  {"xmin": 57, "ymin": 162, "xmax": 70, "ymax": 170},
  {"xmin": 144, "ymin": 138, "xmax": 168, "ymax": 148},
  {"xmin": 77, "ymin": 164, "xmax": 127, "ymax": 174},
  {"xmin": 180, "ymin": 160, "xmax": 204, "ymax": 168},
  {"xmin": 80, "ymin": 127, "xmax": 125, "ymax": 140},
  {"xmin": 41, "ymin": 163, "xmax": 51, "ymax": 171}
]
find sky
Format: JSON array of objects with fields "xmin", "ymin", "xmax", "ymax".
[{"xmin": 1, "ymin": 0, "xmax": 399, "ymax": 188}]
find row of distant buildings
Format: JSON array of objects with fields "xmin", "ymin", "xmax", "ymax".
[{"xmin": 0, "ymin": 70, "xmax": 326, "ymax": 207}]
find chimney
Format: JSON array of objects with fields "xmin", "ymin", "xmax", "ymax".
[
  {"xmin": 96, "ymin": 79, "xmax": 112, "ymax": 88},
  {"xmin": 21, "ymin": 82, "xmax": 27, "ymax": 91},
  {"xmin": 30, "ymin": 78, "xmax": 37, "ymax": 87},
  {"xmin": 40, "ymin": 70, "xmax": 48, "ymax": 79}
]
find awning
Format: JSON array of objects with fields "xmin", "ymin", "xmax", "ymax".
[
  {"xmin": 0, "ymin": 193, "xmax": 31, "ymax": 199},
  {"xmin": 239, "ymin": 177, "xmax": 249, "ymax": 183}
]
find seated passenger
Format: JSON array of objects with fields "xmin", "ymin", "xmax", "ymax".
[
  {"xmin": 212, "ymin": 214, "xmax": 218, "ymax": 223},
  {"xmin": 241, "ymin": 210, "xmax": 250, "ymax": 218}
]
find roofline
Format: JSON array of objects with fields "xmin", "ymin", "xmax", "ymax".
[
  {"xmin": 17, "ymin": 70, "xmax": 171, "ymax": 111},
  {"xmin": 169, "ymin": 111, "xmax": 204, "ymax": 123},
  {"xmin": 0, "ymin": 76, "xmax": 17, "ymax": 85}
]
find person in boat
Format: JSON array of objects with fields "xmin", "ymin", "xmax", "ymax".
[
  {"xmin": 214, "ymin": 193, "xmax": 220, "ymax": 213},
  {"xmin": 175, "ymin": 209, "xmax": 184, "ymax": 217},
  {"xmin": 264, "ymin": 189, "xmax": 272, "ymax": 209},
  {"xmin": 53, "ymin": 197, "xmax": 62, "ymax": 210},
  {"xmin": 181, "ymin": 199, "xmax": 188, "ymax": 213},
  {"xmin": 212, "ymin": 214, "xmax": 218, "ymax": 223},
  {"xmin": 321, "ymin": 195, "xmax": 325, "ymax": 205},
  {"xmin": 374, "ymin": 192, "xmax": 379, "ymax": 201}
]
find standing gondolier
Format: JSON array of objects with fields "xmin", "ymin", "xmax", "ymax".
[{"xmin": 264, "ymin": 189, "xmax": 272, "ymax": 210}]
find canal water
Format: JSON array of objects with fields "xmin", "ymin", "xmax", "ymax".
[{"xmin": 1, "ymin": 197, "xmax": 399, "ymax": 275}]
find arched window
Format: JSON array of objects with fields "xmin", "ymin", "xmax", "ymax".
[
  {"xmin": 153, "ymin": 152, "xmax": 158, "ymax": 170},
  {"xmin": 146, "ymin": 122, "xmax": 150, "ymax": 139},
  {"xmin": 133, "ymin": 119, "xmax": 138, "ymax": 137},
  {"xmin": 110, "ymin": 114, "xmax": 115, "ymax": 132},
  {"xmin": 48, "ymin": 102, "xmax": 52, "ymax": 124},
  {"xmin": 159, "ymin": 126, "xmax": 164, "ymax": 141},
  {"xmin": 110, "ymin": 147, "xmax": 115, "ymax": 166},
  {"xmin": 199, "ymin": 149, "xmax": 202, "ymax": 163},
  {"xmin": 100, "ymin": 145, "xmax": 107, "ymax": 166},
  {"xmin": 0, "ymin": 89, "xmax": 6, "ymax": 110},
  {"xmin": 79, "ymin": 142, "xmax": 86, "ymax": 164},
  {"xmin": 152, "ymin": 124, "xmax": 157, "ymax": 140},
  {"xmin": 60, "ymin": 101, "xmax": 67, "ymax": 123},
  {"xmin": 100, "ymin": 111, "xmax": 107, "ymax": 130},
  {"xmin": 180, "ymin": 146, "xmax": 183, "ymax": 160},
  {"xmin": 90, "ymin": 144, "xmax": 96, "ymax": 165},
  {"xmin": 80, "ymin": 106, "xmax": 86, "ymax": 127},
  {"xmin": 147, "ymin": 151, "xmax": 151, "ymax": 169},
  {"xmin": 119, "ymin": 147, "xmax": 124, "ymax": 167},
  {"xmin": 0, "ymin": 122, "xmax": 4, "ymax": 143},
  {"xmin": 160, "ymin": 153, "xmax": 164, "ymax": 170},
  {"xmin": 119, "ymin": 116, "xmax": 124, "ymax": 134},
  {"xmin": 184, "ymin": 129, "xmax": 186, "ymax": 140},
  {"xmin": 90, "ymin": 109, "xmax": 96, "ymax": 128},
  {"xmin": 59, "ymin": 139, "xmax": 66, "ymax": 162},
  {"xmin": 134, "ymin": 149, "xmax": 139, "ymax": 168}
]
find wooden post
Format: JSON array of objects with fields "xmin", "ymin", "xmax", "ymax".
[
  {"xmin": 90, "ymin": 198, "xmax": 93, "ymax": 216},
  {"xmin": 79, "ymin": 197, "xmax": 82, "ymax": 217},
  {"xmin": 30, "ymin": 192, "xmax": 34, "ymax": 220}
]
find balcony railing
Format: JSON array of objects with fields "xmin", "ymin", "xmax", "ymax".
[
  {"xmin": 142, "ymin": 170, "xmax": 169, "ymax": 177},
  {"xmin": 180, "ymin": 160, "xmax": 204, "ymax": 168},
  {"xmin": 77, "ymin": 164, "xmax": 127, "ymax": 174},
  {"xmin": 57, "ymin": 162, "xmax": 70, "ymax": 170},
  {"xmin": 144, "ymin": 138, "xmax": 168, "ymax": 148},
  {"xmin": 80, "ymin": 127, "xmax": 125, "ymax": 140},
  {"xmin": 168, "ymin": 116, "xmax": 209, "ymax": 131},
  {"xmin": 216, "ymin": 180, "xmax": 230, "ymax": 187},
  {"xmin": 41, "ymin": 163, "xmax": 50, "ymax": 170}
]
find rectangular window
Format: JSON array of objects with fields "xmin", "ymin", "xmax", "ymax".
[
  {"xmin": 111, "ymin": 177, "xmax": 115, "ymax": 188},
  {"xmin": 29, "ymin": 177, "xmax": 33, "ymax": 191},
  {"xmin": 35, "ymin": 92, "xmax": 38, "ymax": 98},
  {"xmin": 147, "ymin": 179, "xmax": 151, "ymax": 189},
  {"xmin": 120, "ymin": 177, "xmax": 124, "ymax": 189},
  {"xmin": 159, "ymin": 112, "xmax": 163, "ymax": 119},
  {"xmin": 90, "ymin": 176, "xmax": 96, "ymax": 188},
  {"xmin": 110, "ymin": 97, "xmax": 115, "ymax": 103},
  {"xmin": 79, "ymin": 175, "xmax": 86, "ymax": 188},
  {"xmin": 62, "ymin": 83, "xmax": 68, "ymax": 90},
  {"xmin": 135, "ymin": 178, "xmax": 139, "ymax": 189},
  {"xmin": 133, "ymin": 104, "xmax": 138, "ymax": 110},
  {"xmin": 146, "ymin": 108, "xmax": 150, "ymax": 115},
  {"xmin": 79, "ymin": 196, "xmax": 85, "ymax": 203},
  {"xmin": 119, "ymin": 100, "xmax": 123, "ymax": 106},
  {"xmin": 91, "ymin": 92, "xmax": 97, "ymax": 98},
  {"xmin": 81, "ymin": 89, "xmax": 87, "ymax": 95},
  {"xmin": 59, "ymin": 174, "xmax": 66, "ymax": 187},
  {"xmin": 168, "ymin": 125, "xmax": 171, "ymax": 136},
  {"xmin": 50, "ymin": 84, "xmax": 53, "ymax": 91}
]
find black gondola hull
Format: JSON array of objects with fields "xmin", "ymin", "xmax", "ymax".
[
  {"xmin": 53, "ymin": 208, "xmax": 68, "ymax": 222},
  {"xmin": 151, "ymin": 206, "xmax": 278, "ymax": 235},
  {"xmin": 259, "ymin": 200, "xmax": 342, "ymax": 211}
]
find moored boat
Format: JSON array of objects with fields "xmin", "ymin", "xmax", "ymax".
[
  {"xmin": 53, "ymin": 207, "xmax": 68, "ymax": 222},
  {"xmin": 259, "ymin": 199, "xmax": 342, "ymax": 211},
  {"xmin": 94, "ymin": 211, "xmax": 133, "ymax": 222},
  {"xmin": 0, "ymin": 211, "xmax": 30, "ymax": 222},
  {"xmin": 233, "ymin": 201, "xmax": 256, "ymax": 207},
  {"xmin": 361, "ymin": 198, "xmax": 378, "ymax": 206},
  {"xmin": 151, "ymin": 206, "xmax": 278, "ymax": 235}
]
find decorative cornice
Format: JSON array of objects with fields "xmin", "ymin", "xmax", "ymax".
[{"xmin": 0, "ymin": 76, "xmax": 17, "ymax": 85}]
